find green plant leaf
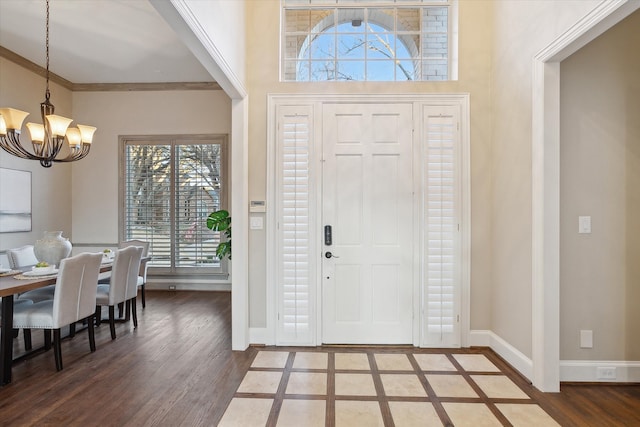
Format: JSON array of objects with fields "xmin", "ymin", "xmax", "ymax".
[
  {"xmin": 208, "ymin": 209, "xmax": 232, "ymax": 260},
  {"xmin": 207, "ymin": 210, "xmax": 231, "ymax": 231}
]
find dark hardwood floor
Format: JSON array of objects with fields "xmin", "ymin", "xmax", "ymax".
[{"xmin": 0, "ymin": 291, "xmax": 637, "ymax": 426}]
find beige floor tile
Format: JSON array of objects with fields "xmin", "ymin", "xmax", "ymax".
[
  {"xmin": 471, "ymin": 375, "xmax": 530, "ymax": 399},
  {"xmin": 453, "ymin": 354, "xmax": 501, "ymax": 372},
  {"xmin": 413, "ymin": 353, "xmax": 457, "ymax": 372},
  {"xmin": 374, "ymin": 353, "xmax": 413, "ymax": 371},
  {"xmin": 380, "ymin": 374, "xmax": 428, "ymax": 397},
  {"xmin": 442, "ymin": 402, "xmax": 502, "ymax": 427},
  {"xmin": 286, "ymin": 372, "xmax": 327, "ymax": 395},
  {"xmin": 335, "ymin": 352, "xmax": 371, "ymax": 370},
  {"xmin": 389, "ymin": 402, "xmax": 442, "ymax": 427},
  {"xmin": 218, "ymin": 398, "xmax": 273, "ymax": 427},
  {"xmin": 335, "ymin": 400, "xmax": 384, "ymax": 427},
  {"xmin": 496, "ymin": 404, "xmax": 561, "ymax": 427},
  {"xmin": 277, "ymin": 399, "xmax": 326, "ymax": 427},
  {"xmin": 335, "ymin": 373, "xmax": 377, "ymax": 396},
  {"xmin": 251, "ymin": 351, "xmax": 290, "ymax": 368},
  {"xmin": 237, "ymin": 371, "xmax": 283, "ymax": 394},
  {"xmin": 426, "ymin": 374, "xmax": 478, "ymax": 398},
  {"xmin": 293, "ymin": 352, "xmax": 328, "ymax": 370}
]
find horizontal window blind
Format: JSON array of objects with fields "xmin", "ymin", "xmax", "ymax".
[
  {"xmin": 277, "ymin": 106, "xmax": 315, "ymax": 345},
  {"xmin": 423, "ymin": 107, "xmax": 460, "ymax": 347},
  {"xmin": 123, "ymin": 138, "xmax": 226, "ymax": 273}
]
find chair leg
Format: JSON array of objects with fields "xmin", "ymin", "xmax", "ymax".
[
  {"xmin": 125, "ymin": 300, "xmax": 131, "ymax": 321},
  {"xmin": 12, "ymin": 328, "xmax": 19, "ymax": 338},
  {"xmin": 141, "ymin": 284, "xmax": 146, "ymax": 308},
  {"xmin": 131, "ymin": 297, "xmax": 138, "ymax": 328},
  {"xmin": 69, "ymin": 322, "xmax": 76, "ymax": 338},
  {"xmin": 117, "ymin": 302, "xmax": 124, "ymax": 319},
  {"xmin": 53, "ymin": 329, "xmax": 63, "ymax": 371},
  {"xmin": 109, "ymin": 306, "xmax": 116, "ymax": 340},
  {"xmin": 23, "ymin": 329, "xmax": 32, "ymax": 351},
  {"xmin": 88, "ymin": 315, "xmax": 96, "ymax": 352},
  {"xmin": 44, "ymin": 330, "xmax": 52, "ymax": 351},
  {"xmin": 95, "ymin": 306, "xmax": 102, "ymax": 326}
]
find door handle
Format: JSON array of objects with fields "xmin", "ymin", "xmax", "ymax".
[{"xmin": 325, "ymin": 251, "xmax": 339, "ymax": 259}]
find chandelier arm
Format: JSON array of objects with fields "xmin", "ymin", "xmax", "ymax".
[
  {"xmin": 53, "ymin": 144, "xmax": 92, "ymax": 163},
  {"xmin": 0, "ymin": 133, "xmax": 46, "ymax": 160}
]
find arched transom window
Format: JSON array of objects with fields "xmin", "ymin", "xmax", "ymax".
[{"xmin": 282, "ymin": 0, "xmax": 455, "ymax": 82}]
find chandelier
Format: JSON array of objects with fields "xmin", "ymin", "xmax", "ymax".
[{"xmin": 0, "ymin": 0, "xmax": 96, "ymax": 168}]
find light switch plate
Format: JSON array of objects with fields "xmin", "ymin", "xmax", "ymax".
[
  {"xmin": 580, "ymin": 329, "xmax": 593, "ymax": 348},
  {"xmin": 250, "ymin": 216, "xmax": 264, "ymax": 230},
  {"xmin": 578, "ymin": 216, "xmax": 591, "ymax": 234}
]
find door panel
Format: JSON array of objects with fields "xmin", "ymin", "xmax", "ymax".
[{"xmin": 322, "ymin": 103, "xmax": 413, "ymax": 344}]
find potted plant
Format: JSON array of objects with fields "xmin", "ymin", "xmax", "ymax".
[{"xmin": 206, "ymin": 209, "xmax": 231, "ymax": 260}]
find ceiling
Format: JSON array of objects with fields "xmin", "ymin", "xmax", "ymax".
[{"xmin": 0, "ymin": 0, "xmax": 214, "ymax": 85}]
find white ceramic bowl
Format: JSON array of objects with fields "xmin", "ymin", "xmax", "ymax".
[{"xmin": 32, "ymin": 265, "xmax": 54, "ymax": 274}]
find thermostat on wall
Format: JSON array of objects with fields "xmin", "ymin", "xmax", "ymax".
[{"xmin": 250, "ymin": 200, "xmax": 266, "ymax": 213}]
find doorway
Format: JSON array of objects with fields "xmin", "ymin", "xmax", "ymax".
[{"xmin": 267, "ymin": 94, "xmax": 470, "ymax": 348}]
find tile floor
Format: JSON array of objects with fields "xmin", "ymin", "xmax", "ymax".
[{"xmin": 218, "ymin": 348, "xmax": 561, "ymax": 427}]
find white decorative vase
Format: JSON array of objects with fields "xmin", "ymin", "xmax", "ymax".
[{"xmin": 34, "ymin": 231, "xmax": 72, "ymax": 266}]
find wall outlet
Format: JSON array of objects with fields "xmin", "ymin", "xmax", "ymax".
[
  {"xmin": 596, "ymin": 367, "xmax": 616, "ymax": 380},
  {"xmin": 169, "ymin": 285, "xmax": 176, "ymax": 290}
]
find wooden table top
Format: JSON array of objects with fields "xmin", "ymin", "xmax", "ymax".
[{"xmin": 0, "ymin": 262, "xmax": 114, "ymax": 298}]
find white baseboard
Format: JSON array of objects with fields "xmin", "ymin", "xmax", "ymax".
[
  {"xmin": 146, "ymin": 282, "xmax": 231, "ymax": 292},
  {"xmin": 469, "ymin": 330, "xmax": 533, "ymax": 382},
  {"xmin": 560, "ymin": 360, "xmax": 640, "ymax": 382}
]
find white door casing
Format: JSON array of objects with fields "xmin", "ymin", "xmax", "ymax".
[
  {"xmin": 321, "ymin": 103, "xmax": 414, "ymax": 344},
  {"xmin": 267, "ymin": 94, "xmax": 469, "ymax": 349}
]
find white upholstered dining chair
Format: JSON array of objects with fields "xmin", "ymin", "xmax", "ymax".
[
  {"xmin": 119, "ymin": 239, "xmax": 150, "ymax": 308},
  {"xmin": 95, "ymin": 246, "xmax": 143, "ymax": 340},
  {"xmin": 9, "ymin": 245, "xmax": 56, "ymax": 303},
  {"xmin": 12, "ymin": 252, "xmax": 103, "ymax": 371}
]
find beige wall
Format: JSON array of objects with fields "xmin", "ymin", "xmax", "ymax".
[
  {"xmin": 491, "ymin": 0, "xmax": 601, "ymax": 358},
  {"xmin": 0, "ymin": 58, "xmax": 73, "ymax": 250},
  {"xmin": 560, "ymin": 10, "xmax": 640, "ymax": 360},
  {"xmin": 0, "ymin": 56, "xmax": 231, "ymax": 251},
  {"xmin": 245, "ymin": 0, "xmax": 494, "ymax": 329},
  {"xmin": 70, "ymin": 90, "xmax": 231, "ymax": 244}
]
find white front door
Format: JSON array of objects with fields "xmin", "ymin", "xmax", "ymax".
[{"xmin": 321, "ymin": 103, "xmax": 414, "ymax": 344}]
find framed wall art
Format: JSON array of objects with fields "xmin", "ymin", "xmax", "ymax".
[{"xmin": 0, "ymin": 167, "xmax": 32, "ymax": 233}]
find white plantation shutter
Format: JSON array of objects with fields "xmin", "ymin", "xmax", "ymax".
[
  {"xmin": 422, "ymin": 106, "xmax": 461, "ymax": 347},
  {"xmin": 276, "ymin": 105, "xmax": 316, "ymax": 345}
]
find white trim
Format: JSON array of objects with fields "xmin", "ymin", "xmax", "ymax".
[
  {"xmin": 151, "ymin": 0, "xmax": 247, "ymax": 99},
  {"xmin": 266, "ymin": 93, "xmax": 470, "ymax": 349},
  {"xmin": 560, "ymin": 360, "xmax": 640, "ymax": 383},
  {"xmin": 230, "ymin": 98, "xmax": 250, "ymax": 351},
  {"xmin": 469, "ymin": 330, "xmax": 533, "ymax": 382},
  {"xmin": 147, "ymin": 282, "xmax": 231, "ymax": 292},
  {"xmin": 531, "ymin": 0, "xmax": 640, "ymax": 392}
]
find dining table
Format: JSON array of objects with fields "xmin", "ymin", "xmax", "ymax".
[{"xmin": 0, "ymin": 259, "xmax": 114, "ymax": 385}]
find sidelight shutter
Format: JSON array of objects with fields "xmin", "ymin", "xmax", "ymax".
[
  {"xmin": 276, "ymin": 105, "xmax": 316, "ymax": 345},
  {"xmin": 422, "ymin": 106, "xmax": 461, "ymax": 347}
]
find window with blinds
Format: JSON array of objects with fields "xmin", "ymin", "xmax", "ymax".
[
  {"xmin": 422, "ymin": 107, "xmax": 460, "ymax": 347},
  {"xmin": 276, "ymin": 105, "xmax": 316, "ymax": 345},
  {"xmin": 121, "ymin": 136, "xmax": 227, "ymax": 274}
]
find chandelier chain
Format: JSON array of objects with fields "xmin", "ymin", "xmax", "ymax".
[{"xmin": 45, "ymin": 0, "xmax": 50, "ymax": 99}]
